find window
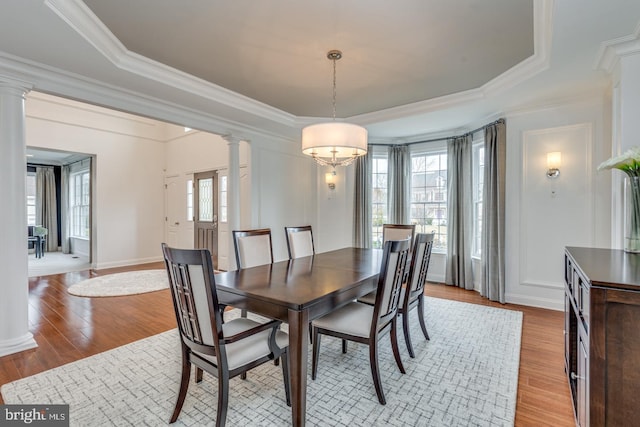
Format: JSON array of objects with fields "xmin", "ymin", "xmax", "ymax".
[
  {"xmin": 70, "ymin": 170, "xmax": 90, "ymax": 238},
  {"xmin": 26, "ymin": 172, "xmax": 36, "ymax": 226},
  {"xmin": 410, "ymin": 150, "xmax": 448, "ymax": 250},
  {"xmin": 472, "ymin": 141, "xmax": 485, "ymax": 257},
  {"xmin": 219, "ymin": 175, "xmax": 228, "ymax": 223},
  {"xmin": 198, "ymin": 178, "xmax": 213, "ymax": 222},
  {"xmin": 371, "ymin": 155, "xmax": 388, "ymax": 248},
  {"xmin": 186, "ymin": 179, "xmax": 193, "ymax": 221}
]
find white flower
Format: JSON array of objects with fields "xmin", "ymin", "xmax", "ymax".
[{"xmin": 598, "ymin": 147, "xmax": 640, "ymax": 176}]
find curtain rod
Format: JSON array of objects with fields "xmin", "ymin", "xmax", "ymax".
[{"xmin": 370, "ymin": 118, "xmax": 505, "ymax": 147}]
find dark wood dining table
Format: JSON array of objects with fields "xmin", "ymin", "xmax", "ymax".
[{"xmin": 214, "ymin": 247, "xmax": 383, "ymax": 426}]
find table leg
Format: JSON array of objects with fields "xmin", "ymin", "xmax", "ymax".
[{"xmin": 288, "ymin": 308, "xmax": 309, "ymax": 427}]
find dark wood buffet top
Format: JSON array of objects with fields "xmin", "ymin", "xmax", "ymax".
[{"xmin": 566, "ymin": 246, "xmax": 640, "ymax": 291}]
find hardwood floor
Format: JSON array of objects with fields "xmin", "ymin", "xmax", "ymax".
[{"xmin": 0, "ymin": 265, "xmax": 575, "ymax": 426}]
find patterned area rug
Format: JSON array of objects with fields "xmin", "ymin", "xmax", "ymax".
[
  {"xmin": 1, "ymin": 298, "xmax": 522, "ymax": 426},
  {"xmin": 67, "ymin": 270, "xmax": 168, "ymax": 297}
]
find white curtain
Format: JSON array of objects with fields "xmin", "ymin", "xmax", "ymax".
[
  {"xmin": 387, "ymin": 145, "xmax": 410, "ymax": 224},
  {"xmin": 445, "ymin": 135, "xmax": 474, "ymax": 289},
  {"xmin": 36, "ymin": 166, "xmax": 58, "ymax": 252}
]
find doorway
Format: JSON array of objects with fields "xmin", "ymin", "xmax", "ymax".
[
  {"xmin": 193, "ymin": 170, "xmax": 219, "ymax": 269},
  {"xmin": 26, "ymin": 147, "xmax": 93, "ymax": 276}
]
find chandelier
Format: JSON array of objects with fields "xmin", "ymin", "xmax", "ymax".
[{"xmin": 301, "ymin": 50, "xmax": 368, "ymax": 168}]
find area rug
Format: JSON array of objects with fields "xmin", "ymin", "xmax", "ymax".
[
  {"xmin": 1, "ymin": 298, "xmax": 522, "ymax": 426},
  {"xmin": 67, "ymin": 269, "xmax": 168, "ymax": 297}
]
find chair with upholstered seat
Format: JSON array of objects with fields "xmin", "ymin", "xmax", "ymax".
[
  {"xmin": 284, "ymin": 225, "xmax": 315, "ymax": 259},
  {"xmin": 358, "ymin": 233, "xmax": 434, "ymax": 358},
  {"xmin": 311, "ymin": 238, "xmax": 411, "ymax": 405},
  {"xmin": 162, "ymin": 243, "xmax": 290, "ymax": 427}
]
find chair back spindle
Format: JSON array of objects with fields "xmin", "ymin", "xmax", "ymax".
[
  {"xmin": 406, "ymin": 233, "xmax": 434, "ymax": 301},
  {"xmin": 373, "ymin": 239, "xmax": 410, "ymax": 333}
]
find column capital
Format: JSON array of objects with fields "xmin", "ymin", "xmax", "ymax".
[
  {"xmin": 221, "ymin": 134, "xmax": 248, "ymax": 145},
  {"xmin": 0, "ymin": 75, "xmax": 33, "ymax": 96}
]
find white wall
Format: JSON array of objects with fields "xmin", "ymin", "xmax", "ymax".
[
  {"xmin": 504, "ymin": 96, "xmax": 611, "ymax": 310},
  {"xmin": 315, "ymin": 164, "xmax": 355, "ymax": 253},
  {"xmin": 249, "ymin": 136, "xmax": 317, "ymax": 262},
  {"xmin": 26, "ymin": 93, "xmax": 167, "ymax": 269}
]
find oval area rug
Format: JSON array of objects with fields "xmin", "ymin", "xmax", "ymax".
[{"xmin": 68, "ymin": 269, "xmax": 169, "ymax": 297}]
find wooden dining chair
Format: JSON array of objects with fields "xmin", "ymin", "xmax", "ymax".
[
  {"xmin": 284, "ymin": 225, "xmax": 315, "ymax": 259},
  {"xmin": 162, "ymin": 243, "xmax": 290, "ymax": 427},
  {"xmin": 311, "ymin": 238, "xmax": 411, "ymax": 405},
  {"xmin": 232, "ymin": 228, "xmax": 274, "ymax": 269},
  {"xmin": 358, "ymin": 233, "xmax": 435, "ymax": 358}
]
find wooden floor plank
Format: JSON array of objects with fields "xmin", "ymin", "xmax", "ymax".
[{"xmin": 0, "ymin": 266, "xmax": 575, "ymax": 426}]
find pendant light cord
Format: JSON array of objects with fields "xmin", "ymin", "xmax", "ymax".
[{"xmin": 332, "ymin": 55, "xmax": 337, "ymax": 121}]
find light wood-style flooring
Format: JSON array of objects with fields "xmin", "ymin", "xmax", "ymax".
[{"xmin": 0, "ymin": 263, "xmax": 575, "ymax": 426}]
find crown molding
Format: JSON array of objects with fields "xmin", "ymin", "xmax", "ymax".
[
  {"xmin": 45, "ymin": 0, "xmax": 297, "ymax": 128},
  {"xmin": 0, "ymin": 51, "xmax": 295, "ymax": 143},
  {"xmin": 594, "ymin": 20, "xmax": 640, "ymax": 73}
]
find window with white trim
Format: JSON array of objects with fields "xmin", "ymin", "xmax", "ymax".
[
  {"xmin": 410, "ymin": 149, "xmax": 448, "ymax": 250},
  {"xmin": 26, "ymin": 172, "xmax": 36, "ymax": 226},
  {"xmin": 472, "ymin": 139, "xmax": 485, "ymax": 257},
  {"xmin": 186, "ymin": 179, "xmax": 194, "ymax": 221},
  {"xmin": 70, "ymin": 170, "xmax": 90, "ymax": 238},
  {"xmin": 371, "ymin": 154, "xmax": 388, "ymax": 248},
  {"xmin": 219, "ymin": 175, "xmax": 228, "ymax": 223}
]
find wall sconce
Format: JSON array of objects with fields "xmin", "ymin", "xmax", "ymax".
[
  {"xmin": 546, "ymin": 152, "xmax": 561, "ymax": 178},
  {"xmin": 325, "ymin": 171, "xmax": 336, "ymax": 190}
]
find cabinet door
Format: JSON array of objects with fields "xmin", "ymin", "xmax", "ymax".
[{"xmin": 577, "ymin": 328, "xmax": 588, "ymax": 427}]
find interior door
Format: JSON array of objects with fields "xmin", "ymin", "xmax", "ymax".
[
  {"xmin": 194, "ymin": 171, "xmax": 218, "ymax": 268},
  {"xmin": 164, "ymin": 175, "xmax": 181, "ymax": 248}
]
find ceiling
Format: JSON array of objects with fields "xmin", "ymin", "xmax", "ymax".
[
  {"xmin": 82, "ymin": 0, "xmax": 534, "ymax": 118},
  {"xmin": 1, "ymin": 1, "xmax": 640, "ymax": 140}
]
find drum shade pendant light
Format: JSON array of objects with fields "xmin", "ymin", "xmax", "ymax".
[{"xmin": 302, "ymin": 50, "xmax": 368, "ymax": 168}]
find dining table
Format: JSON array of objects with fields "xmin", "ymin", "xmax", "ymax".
[{"xmin": 214, "ymin": 247, "xmax": 383, "ymax": 427}]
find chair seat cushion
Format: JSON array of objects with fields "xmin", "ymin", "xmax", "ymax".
[
  {"xmin": 312, "ymin": 302, "xmax": 373, "ymax": 338},
  {"xmin": 197, "ymin": 318, "xmax": 289, "ymax": 371}
]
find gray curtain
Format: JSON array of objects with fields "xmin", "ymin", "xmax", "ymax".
[
  {"xmin": 61, "ymin": 165, "xmax": 71, "ymax": 254},
  {"xmin": 387, "ymin": 145, "xmax": 410, "ymax": 224},
  {"xmin": 481, "ymin": 120, "xmax": 507, "ymax": 303},
  {"xmin": 445, "ymin": 134, "xmax": 474, "ymax": 289},
  {"xmin": 353, "ymin": 148, "xmax": 372, "ymax": 248},
  {"xmin": 35, "ymin": 166, "xmax": 58, "ymax": 252}
]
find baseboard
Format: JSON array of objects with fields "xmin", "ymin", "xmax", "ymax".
[
  {"xmin": 95, "ymin": 256, "xmax": 163, "ymax": 270},
  {"xmin": 505, "ymin": 292, "xmax": 564, "ymax": 311},
  {"xmin": 427, "ymin": 273, "xmax": 445, "ymax": 283},
  {"xmin": 0, "ymin": 333, "xmax": 38, "ymax": 358}
]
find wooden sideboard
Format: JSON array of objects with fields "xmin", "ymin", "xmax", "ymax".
[{"xmin": 564, "ymin": 247, "xmax": 640, "ymax": 426}]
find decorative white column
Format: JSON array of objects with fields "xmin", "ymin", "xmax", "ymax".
[
  {"xmin": 223, "ymin": 134, "xmax": 243, "ymax": 271},
  {"xmin": 0, "ymin": 78, "xmax": 37, "ymax": 357}
]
